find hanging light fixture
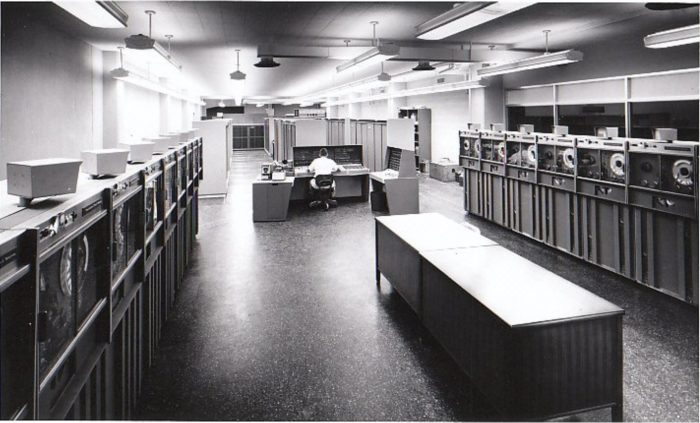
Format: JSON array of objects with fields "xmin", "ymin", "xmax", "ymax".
[
  {"xmin": 377, "ymin": 61, "xmax": 391, "ymax": 82},
  {"xmin": 416, "ymin": 2, "xmax": 534, "ymax": 40},
  {"xmin": 110, "ymin": 46, "xmax": 130, "ymax": 78},
  {"xmin": 230, "ymin": 49, "xmax": 247, "ymax": 80},
  {"xmin": 54, "ymin": 1, "xmax": 128, "ymax": 28},
  {"xmin": 230, "ymin": 49, "xmax": 246, "ymax": 105},
  {"xmin": 254, "ymin": 56, "xmax": 281, "ymax": 68},
  {"xmin": 644, "ymin": 24, "xmax": 700, "ymax": 48},
  {"xmin": 477, "ymin": 30, "xmax": 583, "ymax": 77},
  {"xmin": 124, "ymin": 10, "xmax": 181, "ymax": 77},
  {"xmin": 412, "ymin": 61, "xmax": 436, "ymax": 71},
  {"xmin": 337, "ymin": 21, "xmax": 399, "ymax": 73}
]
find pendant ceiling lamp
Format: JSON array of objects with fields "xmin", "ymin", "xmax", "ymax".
[
  {"xmin": 378, "ymin": 62, "xmax": 391, "ymax": 82},
  {"xmin": 230, "ymin": 49, "xmax": 247, "ymax": 80},
  {"xmin": 230, "ymin": 49, "xmax": 246, "ymax": 105},
  {"xmin": 412, "ymin": 61, "xmax": 436, "ymax": 71},
  {"xmin": 255, "ymin": 56, "xmax": 281, "ymax": 68},
  {"xmin": 124, "ymin": 10, "xmax": 181, "ymax": 77}
]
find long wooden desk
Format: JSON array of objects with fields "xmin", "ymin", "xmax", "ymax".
[
  {"xmin": 375, "ymin": 213, "xmax": 625, "ymax": 421},
  {"xmin": 375, "ymin": 213, "xmax": 497, "ymax": 316}
]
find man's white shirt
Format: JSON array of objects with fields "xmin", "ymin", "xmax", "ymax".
[{"xmin": 308, "ymin": 156, "xmax": 340, "ymax": 176}]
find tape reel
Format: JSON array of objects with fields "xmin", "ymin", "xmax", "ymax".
[
  {"xmin": 526, "ymin": 145, "xmax": 537, "ymax": 165},
  {"xmin": 561, "ymin": 148, "xmax": 575, "ymax": 170},
  {"xmin": 474, "ymin": 140, "xmax": 481, "ymax": 153},
  {"xmin": 60, "ymin": 245, "xmax": 73, "ymax": 296},
  {"xmin": 463, "ymin": 139, "xmax": 470, "ymax": 152},
  {"xmin": 672, "ymin": 159, "xmax": 693, "ymax": 186},
  {"xmin": 497, "ymin": 142, "xmax": 506, "ymax": 161},
  {"xmin": 609, "ymin": 152, "xmax": 625, "ymax": 177}
]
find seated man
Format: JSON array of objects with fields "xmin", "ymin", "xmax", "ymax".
[{"xmin": 308, "ymin": 148, "xmax": 343, "ymax": 191}]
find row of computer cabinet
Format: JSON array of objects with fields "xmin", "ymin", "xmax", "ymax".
[
  {"xmin": 459, "ymin": 129, "xmax": 698, "ymax": 305},
  {"xmin": 0, "ymin": 138, "xmax": 203, "ymax": 419}
]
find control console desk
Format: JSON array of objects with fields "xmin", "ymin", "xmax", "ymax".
[
  {"xmin": 290, "ymin": 145, "xmax": 369, "ymax": 201},
  {"xmin": 370, "ymin": 146, "xmax": 418, "ymax": 215}
]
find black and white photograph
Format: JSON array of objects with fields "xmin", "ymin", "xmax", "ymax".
[{"xmin": 0, "ymin": 1, "xmax": 697, "ymax": 421}]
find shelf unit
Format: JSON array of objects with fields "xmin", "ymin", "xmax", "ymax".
[{"xmin": 398, "ymin": 108, "xmax": 431, "ymax": 169}]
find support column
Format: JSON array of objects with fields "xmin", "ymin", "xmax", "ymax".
[{"xmin": 102, "ymin": 51, "xmax": 124, "ymax": 148}]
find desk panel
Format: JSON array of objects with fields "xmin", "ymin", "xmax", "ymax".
[{"xmin": 290, "ymin": 173, "xmax": 369, "ymax": 201}]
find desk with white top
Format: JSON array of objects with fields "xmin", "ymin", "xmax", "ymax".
[{"xmin": 252, "ymin": 177, "xmax": 294, "ymax": 222}]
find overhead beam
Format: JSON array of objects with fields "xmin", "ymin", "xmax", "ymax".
[{"xmin": 259, "ymin": 44, "xmax": 542, "ymax": 63}]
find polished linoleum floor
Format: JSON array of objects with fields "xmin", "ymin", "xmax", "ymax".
[{"xmin": 135, "ymin": 150, "xmax": 698, "ymax": 421}]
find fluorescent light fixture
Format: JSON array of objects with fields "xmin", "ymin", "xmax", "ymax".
[
  {"xmin": 416, "ymin": 2, "xmax": 533, "ymax": 40},
  {"xmin": 394, "ymin": 78, "xmax": 488, "ymax": 98},
  {"xmin": 324, "ymin": 78, "xmax": 487, "ymax": 106},
  {"xmin": 644, "ymin": 24, "xmax": 700, "ymax": 48},
  {"xmin": 336, "ymin": 44, "xmax": 400, "ymax": 73},
  {"xmin": 477, "ymin": 50, "xmax": 583, "ymax": 77},
  {"xmin": 54, "ymin": 1, "xmax": 127, "ymax": 28},
  {"xmin": 123, "ymin": 45, "xmax": 181, "ymax": 77},
  {"xmin": 111, "ymin": 68, "xmax": 203, "ymax": 105}
]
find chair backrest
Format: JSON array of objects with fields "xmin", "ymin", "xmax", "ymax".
[{"xmin": 314, "ymin": 174, "xmax": 334, "ymax": 190}]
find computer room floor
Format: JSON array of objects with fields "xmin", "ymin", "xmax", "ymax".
[{"xmin": 134, "ymin": 150, "xmax": 698, "ymax": 422}]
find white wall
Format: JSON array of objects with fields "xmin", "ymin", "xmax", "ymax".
[
  {"xmin": 1, "ymin": 4, "xmax": 199, "ymax": 167},
  {"xmin": 1, "ymin": 7, "xmax": 100, "ymax": 178},
  {"xmin": 406, "ymin": 91, "xmax": 470, "ymax": 162},
  {"xmin": 123, "ymin": 84, "xmax": 161, "ymax": 140},
  {"xmin": 358, "ymin": 100, "xmax": 389, "ymax": 120}
]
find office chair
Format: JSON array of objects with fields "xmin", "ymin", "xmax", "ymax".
[{"xmin": 309, "ymin": 174, "xmax": 337, "ymax": 211}]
